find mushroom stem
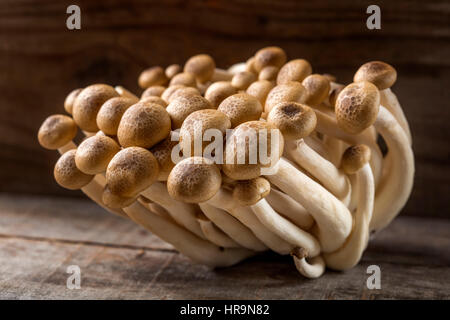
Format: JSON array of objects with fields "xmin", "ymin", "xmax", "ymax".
[
  {"xmin": 324, "ymin": 163, "xmax": 374, "ymax": 270},
  {"xmin": 251, "ymin": 198, "xmax": 321, "ymax": 257},
  {"xmin": 322, "ymin": 135, "xmax": 345, "ymax": 167},
  {"xmin": 380, "ymin": 88, "xmax": 412, "ymax": 144},
  {"xmin": 314, "ymin": 109, "xmax": 383, "ymax": 186},
  {"xmin": 196, "ymin": 211, "xmax": 241, "ymax": 248},
  {"xmin": 124, "ymin": 201, "xmax": 255, "ymax": 267},
  {"xmin": 370, "ymin": 106, "xmax": 415, "ymax": 231},
  {"xmin": 199, "ymin": 203, "xmax": 267, "ymax": 252},
  {"xmin": 291, "ymin": 248, "xmax": 326, "ymax": 279},
  {"xmin": 304, "ymin": 135, "xmax": 331, "ymax": 162},
  {"xmin": 285, "ymin": 139, "xmax": 351, "ymax": 200},
  {"xmin": 141, "ymin": 182, "xmax": 206, "ymax": 240},
  {"xmin": 266, "ymin": 158, "xmax": 353, "ymax": 253},
  {"xmin": 206, "ymin": 189, "xmax": 294, "ymax": 255},
  {"xmin": 265, "ymin": 188, "xmax": 314, "ymax": 230}
]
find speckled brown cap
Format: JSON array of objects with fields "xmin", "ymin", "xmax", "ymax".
[
  {"xmin": 218, "ymin": 93, "xmax": 263, "ymax": 128},
  {"xmin": 353, "ymin": 61, "xmax": 397, "ymax": 90},
  {"xmin": 341, "ymin": 144, "xmax": 371, "ymax": 174},
  {"xmin": 38, "ymin": 114, "xmax": 78, "ymax": 150},
  {"xmin": 54, "ymin": 149, "xmax": 94, "ymax": 190},
  {"xmin": 96, "ymin": 97, "xmax": 136, "ymax": 136}
]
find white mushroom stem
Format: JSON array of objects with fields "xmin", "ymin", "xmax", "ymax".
[
  {"xmin": 265, "ymin": 188, "xmax": 314, "ymax": 230},
  {"xmin": 380, "ymin": 88, "xmax": 412, "ymax": 144},
  {"xmin": 291, "ymin": 248, "xmax": 326, "ymax": 279},
  {"xmin": 196, "ymin": 212, "xmax": 241, "ymax": 249},
  {"xmin": 57, "ymin": 141, "xmax": 128, "ymax": 218},
  {"xmin": 115, "ymin": 86, "xmax": 140, "ymax": 102},
  {"xmin": 324, "ymin": 163, "xmax": 374, "ymax": 270},
  {"xmin": 304, "ymin": 135, "xmax": 331, "ymax": 162},
  {"xmin": 206, "ymin": 189, "xmax": 294, "ymax": 255},
  {"xmin": 251, "ymin": 198, "xmax": 321, "ymax": 257},
  {"xmin": 322, "ymin": 135, "xmax": 345, "ymax": 167},
  {"xmin": 124, "ymin": 201, "xmax": 255, "ymax": 267},
  {"xmin": 266, "ymin": 158, "xmax": 353, "ymax": 253},
  {"xmin": 199, "ymin": 203, "xmax": 267, "ymax": 252},
  {"xmin": 314, "ymin": 109, "xmax": 383, "ymax": 186},
  {"xmin": 285, "ymin": 139, "xmax": 351, "ymax": 200},
  {"xmin": 370, "ymin": 106, "xmax": 415, "ymax": 231},
  {"xmin": 140, "ymin": 182, "xmax": 206, "ymax": 240}
]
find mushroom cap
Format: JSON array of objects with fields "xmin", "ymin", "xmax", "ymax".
[
  {"xmin": 96, "ymin": 97, "xmax": 136, "ymax": 135},
  {"xmin": 254, "ymin": 46, "xmax": 287, "ymax": 72},
  {"xmin": 64, "ymin": 88, "xmax": 82, "ymax": 115},
  {"xmin": 141, "ymin": 85, "xmax": 166, "ymax": 98},
  {"xmin": 231, "ymin": 71, "xmax": 257, "ymax": 90},
  {"xmin": 264, "ymin": 82, "xmax": 307, "ymax": 114},
  {"xmin": 267, "ymin": 102, "xmax": 317, "ymax": 140},
  {"xmin": 117, "ymin": 101, "xmax": 171, "ymax": 148},
  {"xmin": 258, "ymin": 66, "xmax": 279, "ymax": 81},
  {"xmin": 149, "ymin": 132, "xmax": 179, "ymax": 181},
  {"xmin": 354, "ymin": 61, "xmax": 397, "ymax": 90},
  {"xmin": 166, "ymin": 94, "xmax": 212, "ymax": 129},
  {"xmin": 223, "ymin": 120, "xmax": 284, "ymax": 180},
  {"xmin": 232, "ymin": 177, "xmax": 271, "ymax": 206},
  {"xmin": 165, "ymin": 64, "xmax": 182, "ymax": 79},
  {"xmin": 184, "ymin": 54, "xmax": 216, "ymax": 83},
  {"xmin": 246, "ymin": 80, "xmax": 275, "ymax": 106},
  {"xmin": 167, "ymin": 86, "xmax": 200, "ymax": 103},
  {"xmin": 75, "ymin": 135, "xmax": 120, "ymax": 174},
  {"xmin": 335, "ymin": 81, "xmax": 380, "ymax": 134},
  {"xmin": 276, "ymin": 59, "xmax": 312, "ymax": 85},
  {"xmin": 302, "ymin": 74, "xmax": 330, "ymax": 106},
  {"xmin": 341, "ymin": 144, "xmax": 371, "ymax": 174},
  {"xmin": 169, "ymin": 72, "xmax": 197, "ymax": 87},
  {"xmin": 38, "ymin": 114, "xmax": 78, "ymax": 150},
  {"xmin": 218, "ymin": 93, "xmax": 263, "ymax": 128},
  {"xmin": 140, "ymin": 96, "xmax": 168, "ymax": 108},
  {"xmin": 161, "ymin": 84, "xmax": 186, "ymax": 102},
  {"xmin": 54, "ymin": 149, "xmax": 94, "ymax": 190},
  {"xmin": 179, "ymin": 109, "xmax": 231, "ymax": 156},
  {"xmin": 167, "ymin": 156, "xmax": 222, "ymax": 203},
  {"xmin": 138, "ymin": 66, "xmax": 168, "ymax": 88},
  {"xmin": 106, "ymin": 147, "xmax": 160, "ymax": 197},
  {"xmin": 72, "ymin": 84, "xmax": 119, "ymax": 132},
  {"xmin": 204, "ymin": 81, "xmax": 237, "ymax": 108},
  {"xmin": 102, "ymin": 186, "xmax": 136, "ymax": 209},
  {"xmin": 328, "ymin": 84, "xmax": 345, "ymax": 108},
  {"xmin": 245, "ymin": 56, "xmax": 257, "ymax": 74}
]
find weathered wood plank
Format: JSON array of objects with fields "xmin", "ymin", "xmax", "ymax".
[{"xmin": 0, "ymin": 194, "xmax": 448, "ymax": 299}]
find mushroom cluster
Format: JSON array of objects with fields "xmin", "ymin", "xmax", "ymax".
[{"xmin": 38, "ymin": 47, "xmax": 414, "ymax": 278}]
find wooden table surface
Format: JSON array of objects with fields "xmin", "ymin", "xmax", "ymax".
[{"xmin": 0, "ymin": 193, "xmax": 448, "ymax": 300}]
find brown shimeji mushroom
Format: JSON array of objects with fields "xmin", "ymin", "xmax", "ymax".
[
  {"xmin": 64, "ymin": 88, "xmax": 82, "ymax": 115},
  {"xmin": 276, "ymin": 59, "xmax": 312, "ymax": 85},
  {"xmin": 204, "ymin": 81, "xmax": 237, "ymax": 108},
  {"xmin": 38, "ymin": 114, "xmax": 78, "ymax": 153},
  {"xmin": 179, "ymin": 109, "xmax": 231, "ymax": 157},
  {"xmin": 184, "ymin": 54, "xmax": 216, "ymax": 84},
  {"xmin": 141, "ymin": 85, "xmax": 166, "ymax": 98},
  {"xmin": 264, "ymin": 82, "xmax": 307, "ymax": 114},
  {"xmin": 75, "ymin": 135, "xmax": 120, "ymax": 175},
  {"xmin": 167, "ymin": 86, "xmax": 201, "ymax": 103},
  {"xmin": 54, "ymin": 149, "xmax": 94, "ymax": 190},
  {"xmin": 117, "ymin": 101, "xmax": 171, "ymax": 148},
  {"xmin": 138, "ymin": 66, "xmax": 168, "ymax": 88},
  {"xmin": 96, "ymin": 97, "xmax": 136, "ymax": 136},
  {"xmin": 223, "ymin": 120, "xmax": 352, "ymax": 253},
  {"xmin": 140, "ymin": 96, "xmax": 168, "ymax": 108},
  {"xmin": 302, "ymin": 74, "xmax": 331, "ymax": 106},
  {"xmin": 168, "ymin": 157, "xmax": 293, "ymax": 255},
  {"xmin": 335, "ymin": 81, "xmax": 414, "ymax": 231},
  {"xmin": 218, "ymin": 93, "xmax": 263, "ymax": 128},
  {"xmin": 354, "ymin": 61, "xmax": 412, "ymax": 144},
  {"xmin": 114, "ymin": 86, "xmax": 139, "ymax": 102},
  {"xmin": 258, "ymin": 66, "xmax": 279, "ymax": 82},
  {"xmin": 246, "ymin": 80, "xmax": 275, "ymax": 108},
  {"xmin": 231, "ymin": 71, "xmax": 257, "ymax": 90},
  {"xmin": 166, "ymin": 93, "xmax": 213, "ymax": 128},
  {"xmin": 253, "ymin": 46, "xmax": 287, "ymax": 73},
  {"xmin": 169, "ymin": 72, "xmax": 197, "ymax": 88},
  {"xmin": 165, "ymin": 64, "xmax": 182, "ymax": 79},
  {"xmin": 72, "ymin": 84, "xmax": 119, "ymax": 132},
  {"xmin": 324, "ymin": 145, "xmax": 375, "ymax": 270}
]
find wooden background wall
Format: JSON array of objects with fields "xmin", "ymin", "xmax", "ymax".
[{"xmin": 0, "ymin": 0, "xmax": 448, "ymax": 218}]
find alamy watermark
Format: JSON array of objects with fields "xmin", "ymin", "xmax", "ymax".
[{"xmin": 66, "ymin": 265, "xmax": 81, "ymax": 289}]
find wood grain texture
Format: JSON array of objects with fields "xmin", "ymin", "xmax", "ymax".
[
  {"xmin": 0, "ymin": 194, "xmax": 449, "ymax": 299},
  {"xmin": 0, "ymin": 0, "xmax": 448, "ymax": 218}
]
